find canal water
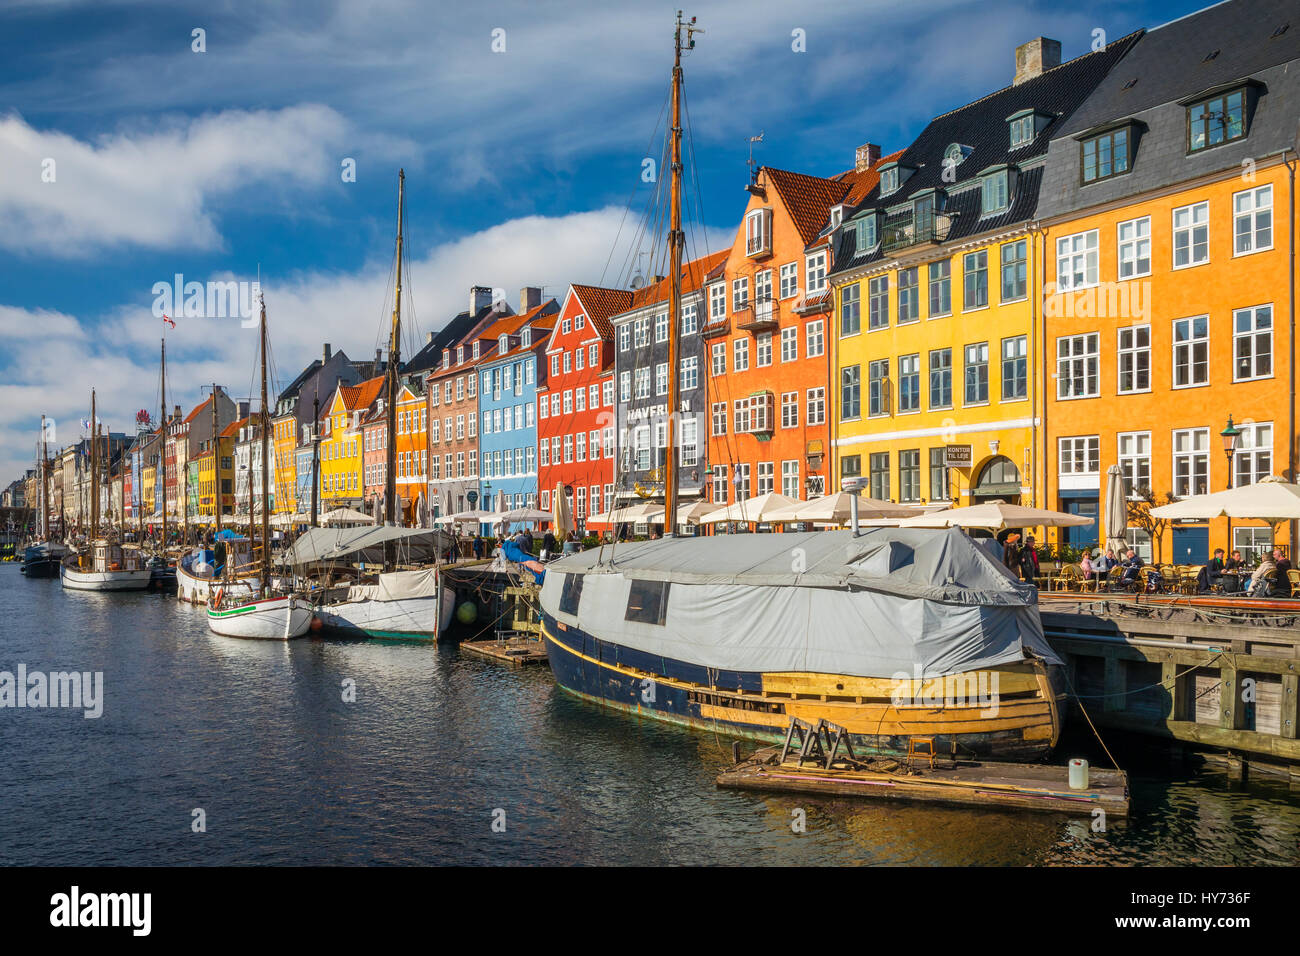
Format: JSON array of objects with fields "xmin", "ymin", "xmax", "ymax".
[{"xmin": 2, "ymin": 563, "xmax": 1298, "ymax": 866}]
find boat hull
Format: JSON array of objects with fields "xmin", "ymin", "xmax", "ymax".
[
  {"xmin": 176, "ymin": 560, "xmax": 257, "ymax": 605},
  {"xmin": 315, "ymin": 588, "xmax": 455, "ymax": 641},
  {"xmin": 541, "ymin": 614, "xmax": 1062, "ymax": 762},
  {"xmin": 207, "ymin": 595, "xmax": 314, "ymax": 640},
  {"xmin": 60, "ymin": 564, "xmax": 153, "ymax": 591},
  {"xmin": 21, "ymin": 557, "xmax": 62, "ymax": 578}
]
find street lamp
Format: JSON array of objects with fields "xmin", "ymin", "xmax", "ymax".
[{"xmin": 1221, "ymin": 415, "xmax": 1241, "ymax": 556}]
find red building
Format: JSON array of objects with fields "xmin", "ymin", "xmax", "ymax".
[{"xmin": 537, "ymin": 284, "xmax": 631, "ymax": 530}]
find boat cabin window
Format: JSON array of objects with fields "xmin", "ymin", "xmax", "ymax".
[
  {"xmin": 559, "ymin": 573, "xmax": 584, "ymax": 616},
  {"xmin": 625, "ymin": 579, "xmax": 670, "ymax": 626}
]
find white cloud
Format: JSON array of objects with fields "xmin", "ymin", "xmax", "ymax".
[
  {"xmin": 0, "ymin": 205, "xmax": 731, "ymax": 481},
  {"xmin": 0, "ymin": 104, "xmax": 350, "ymax": 255}
]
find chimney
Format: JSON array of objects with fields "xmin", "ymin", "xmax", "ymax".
[
  {"xmin": 323, "ymin": 343, "xmax": 332, "ymax": 364},
  {"xmin": 1014, "ymin": 37, "xmax": 1061, "ymax": 85},
  {"xmin": 426, "ymin": 331, "xmax": 434, "ymax": 345},
  {"xmin": 238, "ymin": 401, "xmax": 250, "ymax": 419},
  {"xmin": 520, "ymin": 287, "xmax": 543, "ymax": 312},
  {"xmin": 470, "ymin": 285, "xmax": 494, "ymax": 315},
  {"xmin": 375, "ymin": 348, "xmax": 383, "ymax": 371},
  {"xmin": 173, "ymin": 404, "xmax": 181, "ymax": 421},
  {"xmin": 855, "ymin": 143, "xmax": 881, "ymax": 172}
]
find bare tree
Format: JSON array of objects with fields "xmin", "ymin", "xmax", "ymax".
[{"xmin": 1127, "ymin": 486, "xmax": 1176, "ymax": 564}]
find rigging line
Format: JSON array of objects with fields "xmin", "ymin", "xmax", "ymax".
[{"xmin": 598, "ymin": 83, "xmax": 672, "ymax": 289}]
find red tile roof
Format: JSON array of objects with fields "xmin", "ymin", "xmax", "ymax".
[
  {"xmin": 220, "ymin": 417, "xmax": 249, "ymax": 440},
  {"xmin": 765, "ymin": 167, "xmax": 854, "ymax": 247},
  {"xmin": 628, "ymin": 248, "xmax": 729, "ymax": 310},
  {"xmin": 837, "ymin": 149, "xmax": 905, "ymax": 206},
  {"xmin": 569, "ymin": 284, "xmax": 635, "ymax": 339}
]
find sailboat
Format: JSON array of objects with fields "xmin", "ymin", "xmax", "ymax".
[
  {"xmin": 62, "ymin": 391, "xmax": 152, "ymax": 591},
  {"xmin": 207, "ymin": 295, "xmax": 314, "ymax": 639},
  {"xmin": 311, "ymin": 169, "xmax": 453, "ymax": 640},
  {"xmin": 536, "ymin": 14, "xmax": 1065, "ymax": 762},
  {"xmin": 21, "ymin": 414, "xmax": 67, "ymax": 578}
]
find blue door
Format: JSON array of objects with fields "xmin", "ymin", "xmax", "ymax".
[
  {"xmin": 1063, "ymin": 498, "xmax": 1098, "ymax": 551},
  {"xmin": 1171, "ymin": 526, "xmax": 1209, "ymax": 565}
]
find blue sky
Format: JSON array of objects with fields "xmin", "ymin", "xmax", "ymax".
[{"xmin": 0, "ymin": 0, "xmax": 1203, "ymax": 481}]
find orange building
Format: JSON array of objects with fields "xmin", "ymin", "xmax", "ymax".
[{"xmin": 1036, "ymin": 3, "xmax": 1298, "ymax": 563}]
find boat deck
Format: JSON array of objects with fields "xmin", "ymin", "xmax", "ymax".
[
  {"xmin": 717, "ymin": 746, "xmax": 1130, "ymax": 817},
  {"xmin": 460, "ymin": 634, "xmax": 549, "ymax": 666}
]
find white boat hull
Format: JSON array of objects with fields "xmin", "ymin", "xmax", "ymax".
[
  {"xmin": 61, "ymin": 565, "xmax": 153, "ymax": 591},
  {"xmin": 206, "ymin": 595, "xmax": 314, "ymax": 640},
  {"xmin": 316, "ymin": 569, "xmax": 455, "ymax": 640},
  {"xmin": 176, "ymin": 561, "xmax": 259, "ymax": 605}
]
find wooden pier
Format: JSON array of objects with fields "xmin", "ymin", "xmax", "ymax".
[
  {"xmin": 460, "ymin": 634, "xmax": 549, "ymax": 666},
  {"xmin": 1040, "ymin": 593, "xmax": 1300, "ymax": 779},
  {"xmin": 717, "ymin": 744, "xmax": 1130, "ymax": 817}
]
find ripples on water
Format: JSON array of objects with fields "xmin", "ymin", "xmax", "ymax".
[{"xmin": 2, "ymin": 564, "xmax": 1298, "ymax": 865}]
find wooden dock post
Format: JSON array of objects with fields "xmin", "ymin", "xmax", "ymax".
[
  {"xmin": 1103, "ymin": 654, "xmax": 1125, "ymax": 713},
  {"xmin": 1220, "ymin": 664, "xmax": 1239, "ymax": 732},
  {"xmin": 1282, "ymin": 674, "xmax": 1298, "ymax": 740}
]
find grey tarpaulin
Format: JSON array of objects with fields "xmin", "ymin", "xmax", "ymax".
[
  {"xmin": 280, "ymin": 526, "xmax": 452, "ymax": 565},
  {"xmin": 539, "ymin": 527, "xmax": 1059, "ymax": 679}
]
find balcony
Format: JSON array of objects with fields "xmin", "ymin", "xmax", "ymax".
[
  {"xmin": 734, "ymin": 296, "xmax": 780, "ymax": 334},
  {"xmin": 881, "ymin": 213, "xmax": 951, "ymax": 255}
]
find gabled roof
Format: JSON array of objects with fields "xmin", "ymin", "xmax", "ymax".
[
  {"xmin": 182, "ymin": 395, "xmax": 213, "ymax": 425},
  {"xmin": 764, "ymin": 168, "xmax": 855, "ymax": 247},
  {"xmin": 483, "ymin": 313, "xmax": 559, "ymax": 365},
  {"xmin": 221, "ymin": 417, "xmax": 249, "ymax": 440},
  {"xmin": 625, "ymin": 249, "xmax": 729, "ymax": 313},
  {"xmin": 351, "ymin": 375, "xmax": 386, "ymax": 412},
  {"xmin": 569, "ymin": 284, "xmax": 635, "ymax": 339},
  {"xmin": 276, "ymin": 358, "xmax": 322, "ymax": 405}
]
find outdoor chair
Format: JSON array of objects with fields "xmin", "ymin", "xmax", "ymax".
[{"xmin": 1289, "ymin": 569, "xmax": 1300, "ymax": 599}]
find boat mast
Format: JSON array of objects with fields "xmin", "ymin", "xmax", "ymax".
[
  {"xmin": 259, "ymin": 296, "xmax": 271, "ymax": 596},
  {"xmin": 90, "ymin": 390, "xmax": 98, "ymax": 540},
  {"xmin": 212, "ymin": 384, "xmax": 222, "ymax": 536},
  {"xmin": 663, "ymin": 11, "xmax": 699, "ymax": 537},
  {"xmin": 160, "ymin": 338, "xmax": 168, "ymax": 550},
  {"xmin": 40, "ymin": 415, "xmax": 48, "ymax": 540},
  {"xmin": 386, "ymin": 169, "xmax": 404, "ymax": 534},
  {"xmin": 311, "ymin": 390, "xmax": 320, "ymax": 528}
]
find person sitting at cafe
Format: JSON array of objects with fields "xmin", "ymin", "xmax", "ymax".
[
  {"xmin": 1199, "ymin": 548, "xmax": 1226, "ymax": 593},
  {"xmin": 1119, "ymin": 549, "xmax": 1144, "ymax": 589},
  {"xmin": 1247, "ymin": 550, "xmax": 1278, "ymax": 597},
  {"xmin": 1225, "ymin": 549, "xmax": 1244, "ymax": 571},
  {"xmin": 1080, "ymin": 551, "xmax": 1093, "ymax": 583},
  {"xmin": 1270, "ymin": 548, "xmax": 1292, "ymax": 597},
  {"xmin": 1094, "ymin": 548, "xmax": 1117, "ymax": 589}
]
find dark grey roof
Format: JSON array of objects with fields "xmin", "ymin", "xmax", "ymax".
[
  {"xmin": 1039, "ymin": 0, "xmax": 1300, "ymax": 220},
  {"xmin": 830, "ymin": 31, "xmax": 1141, "ymax": 276},
  {"xmin": 403, "ymin": 306, "xmax": 494, "ymax": 375}
]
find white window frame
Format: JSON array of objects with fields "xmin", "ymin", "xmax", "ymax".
[
  {"xmin": 1117, "ymin": 324, "xmax": 1151, "ymax": 395},
  {"xmin": 1232, "ymin": 304, "xmax": 1273, "ymax": 382},
  {"xmin": 1116, "ymin": 215, "xmax": 1151, "ymax": 280},
  {"xmin": 1172, "ymin": 201, "xmax": 1209, "ymax": 270},
  {"xmin": 1055, "ymin": 229, "xmax": 1099, "ymax": 292},
  {"xmin": 1233, "ymin": 184, "xmax": 1273, "ymax": 256},
  {"xmin": 1172, "ymin": 315, "xmax": 1209, "ymax": 389}
]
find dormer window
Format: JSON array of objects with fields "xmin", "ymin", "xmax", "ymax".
[
  {"xmin": 1007, "ymin": 111, "xmax": 1036, "ymax": 148},
  {"xmin": 456, "ymin": 345, "xmax": 464, "ymax": 363},
  {"xmin": 745, "ymin": 208, "xmax": 772, "ymax": 257},
  {"xmin": 944, "ymin": 144, "xmax": 972, "ymax": 170},
  {"xmin": 498, "ymin": 334, "xmax": 508, "ymax": 352},
  {"xmin": 472, "ymin": 341, "xmax": 480, "ymax": 359},
  {"xmin": 979, "ymin": 166, "xmax": 1012, "ymax": 216},
  {"xmin": 854, "ymin": 212, "xmax": 879, "ymax": 252},
  {"xmin": 879, "ymin": 165, "xmax": 899, "ymax": 196},
  {"xmin": 520, "ymin": 328, "xmax": 531, "ymax": 347},
  {"xmin": 1186, "ymin": 87, "xmax": 1246, "ymax": 153},
  {"xmin": 442, "ymin": 349, "xmax": 451, "ymax": 368},
  {"xmin": 1079, "ymin": 125, "xmax": 1132, "ymax": 184},
  {"xmin": 829, "ymin": 205, "xmax": 844, "ymax": 230}
]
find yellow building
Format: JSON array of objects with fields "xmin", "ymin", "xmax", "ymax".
[
  {"xmin": 830, "ymin": 37, "xmax": 1139, "ymax": 509},
  {"xmin": 320, "ymin": 376, "xmax": 384, "ymax": 507},
  {"xmin": 272, "ymin": 412, "xmax": 298, "ymax": 514}
]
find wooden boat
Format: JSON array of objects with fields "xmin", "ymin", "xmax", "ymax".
[
  {"xmin": 177, "ymin": 543, "xmax": 257, "ymax": 604},
  {"xmin": 314, "ymin": 566, "xmax": 454, "ymax": 640},
  {"xmin": 21, "ymin": 541, "xmax": 66, "ymax": 578},
  {"xmin": 61, "ymin": 539, "xmax": 152, "ymax": 591},
  {"xmin": 207, "ymin": 591, "xmax": 313, "ymax": 640}
]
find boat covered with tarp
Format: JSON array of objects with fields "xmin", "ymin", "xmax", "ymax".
[{"xmin": 538, "ymin": 527, "xmax": 1065, "ymax": 761}]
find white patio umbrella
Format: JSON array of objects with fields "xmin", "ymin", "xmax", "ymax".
[
  {"xmin": 645, "ymin": 499, "xmax": 716, "ymax": 527},
  {"xmin": 697, "ymin": 492, "xmax": 797, "ymax": 525},
  {"xmin": 764, "ymin": 492, "xmax": 912, "ymax": 524},
  {"xmin": 1151, "ymin": 475, "xmax": 1300, "ymax": 521},
  {"xmin": 898, "ymin": 500, "xmax": 1094, "ymax": 532},
  {"xmin": 321, "ymin": 506, "xmax": 373, "ymax": 526},
  {"xmin": 1103, "ymin": 464, "xmax": 1128, "ymax": 554},
  {"xmin": 497, "ymin": 507, "xmax": 554, "ymax": 524},
  {"xmin": 435, "ymin": 509, "xmax": 493, "ymax": 525},
  {"xmin": 587, "ymin": 501, "xmax": 661, "ymax": 527}
]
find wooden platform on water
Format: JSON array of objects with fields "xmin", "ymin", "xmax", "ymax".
[
  {"xmin": 460, "ymin": 634, "xmax": 549, "ymax": 666},
  {"xmin": 717, "ymin": 746, "xmax": 1130, "ymax": 817}
]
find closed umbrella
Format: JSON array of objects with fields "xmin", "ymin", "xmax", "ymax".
[
  {"xmin": 551, "ymin": 482, "xmax": 573, "ymax": 539},
  {"xmin": 372, "ymin": 492, "xmax": 381, "ymax": 526},
  {"xmin": 1104, "ymin": 464, "xmax": 1127, "ymax": 554}
]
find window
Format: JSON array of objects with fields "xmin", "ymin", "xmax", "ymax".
[
  {"xmin": 880, "ymin": 166, "xmax": 899, "ymax": 195},
  {"xmin": 745, "ymin": 208, "xmax": 771, "ymax": 257},
  {"xmin": 867, "ymin": 275, "xmax": 890, "ymax": 330},
  {"xmin": 807, "ymin": 387, "xmax": 825, "ymax": 426},
  {"xmin": 563, "ymin": 434, "xmax": 573, "ymax": 463},
  {"xmin": 550, "ymin": 354, "xmax": 559, "ymax": 377},
  {"xmin": 1234, "ymin": 185, "xmax": 1273, "ymax": 254},
  {"xmin": 806, "ymin": 252, "xmax": 827, "ymax": 294},
  {"xmin": 757, "ymin": 461, "xmax": 775, "ymax": 495},
  {"xmin": 634, "ymin": 317, "xmax": 649, "ymax": 347},
  {"xmin": 680, "ymin": 356, "xmax": 699, "ymax": 390},
  {"xmin": 869, "ymin": 452, "xmax": 890, "ymax": 501},
  {"xmin": 588, "ymin": 430, "xmax": 600, "ymax": 460},
  {"xmin": 563, "ymin": 352, "xmax": 572, "ymax": 374},
  {"xmin": 756, "ymin": 332, "xmax": 773, "ymax": 367},
  {"xmin": 1234, "ymin": 422, "xmax": 1273, "ymax": 486},
  {"xmin": 781, "ymin": 460, "xmax": 800, "ymax": 498},
  {"xmin": 981, "ymin": 170, "xmax": 1009, "ymax": 215},
  {"xmin": 928, "ymin": 349, "xmax": 952, "ymax": 409},
  {"xmin": 1173, "ymin": 316, "xmax": 1209, "ymax": 388},
  {"xmin": 841, "ymin": 454, "xmax": 861, "ymax": 479},
  {"xmin": 655, "ymin": 312, "xmax": 668, "ymax": 343},
  {"xmin": 964, "ymin": 342, "xmax": 989, "ymax": 405},
  {"xmin": 733, "ymin": 338, "xmax": 749, "ymax": 372},
  {"xmin": 1056, "ymin": 230, "xmax": 1099, "ymax": 291},
  {"xmin": 1187, "ymin": 88, "xmax": 1245, "ymax": 153},
  {"xmin": 603, "ymin": 381, "xmax": 613, "ymax": 407},
  {"xmin": 1233, "ymin": 305, "xmax": 1273, "ymax": 381},
  {"xmin": 963, "ymin": 251, "xmax": 987, "ymax": 310},
  {"xmin": 781, "ymin": 391, "xmax": 798, "ymax": 428},
  {"xmin": 563, "ymin": 390, "xmax": 573, "ymax": 414},
  {"xmin": 1081, "ymin": 127, "xmax": 1129, "ymax": 183},
  {"xmin": 841, "ymin": 284, "xmax": 861, "ymax": 335},
  {"xmin": 589, "ymin": 384, "xmax": 599, "ymax": 409},
  {"xmin": 1058, "ymin": 436, "xmax": 1100, "ymax": 475},
  {"xmin": 779, "ymin": 263, "xmax": 798, "ymax": 299},
  {"xmin": 634, "ymin": 367, "xmax": 650, "ymax": 399},
  {"xmin": 710, "ymin": 283, "xmax": 726, "ymax": 323},
  {"xmin": 1009, "ymin": 113, "xmax": 1035, "ymax": 148},
  {"xmin": 806, "ymin": 319, "xmax": 824, "ymax": 358},
  {"xmin": 625, "ymin": 579, "xmax": 670, "ymax": 625},
  {"xmin": 841, "ymin": 365, "xmax": 861, "ymax": 420},
  {"xmin": 655, "ymin": 362, "xmax": 668, "ymax": 395},
  {"xmin": 1000, "ymin": 240, "xmax": 1027, "ymax": 301},
  {"xmin": 734, "ymin": 463, "xmax": 750, "ymax": 500},
  {"xmin": 897, "ymin": 354, "xmax": 920, "ymax": 412},
  {"xmin": 680, "ymin": 419, "xmax": 698, "ymax": 467},
  {"xmin": 1056, "ymin": 333, "xmax": 1100, "ymax": 399},
  {"xmin": 1118, "ymin": 431, "xmax": 1151, "ymax": 497},
  {"xmin": 1117, "ymin": 216, "xmax": 1151, "ymax": 279},
  {"xmin": 780, "ymin": 326, "xmax": 797, "ymax": 362},
  {"xmin": 712, "ymin": 464, "xmax": 728, "ymax": 503},
  {"xmin": 1173, "ymin": 201, "xmax": 1209, "ymax": 269},
  {"xmin": 733, "ymin": 398, "xmax": 751, "ymax": 434},
  {"xmin": 681, "ymin": 303, "xmax": 698, "ymax": 335},
  {"xmin": 603, "ymin": 426, "xmax": 614, "ymax": 458},
  {"xmin": 1173, "ymin": 428, "xmax": 1209, "ymax": 497},
  {"xmin": 561, "ymin": 318, "xmax": 572, "ymax": 335},
  {"xmin": 575, "ymin": 432, "xmax": 586, "ymax": 461},
  {"xmin": 574, "ymin": 348, "xmax": 584, "ymax": 371},
  {"xmin": 1000, "ymin": 335, "xmax": 1027, "ymax": 401},
  {"xmin": 868, "ymin": 359, "xmax": 890, "ymax": 417},
  {"xmin": 929, "ymin": 448, "xmax": 950, "ymax": 501},
  {"xmin": 711, "ymin": 342, "xmax": 726, "ymax": 376},
  {"xmin": 1117, "ymin": 325, "xmax": 1151, "ymax": 393},
  {"xmin": 732, "ymin": 277, "xmax": 749, "ymax": 312},
  {"xmin": 895, "ymin": 267, "xmax": 919, "ymax": 323},
  {"xmin": 712, "ymin": 401, "xmax": 727, "ymax": 436},
  {"xmin": 619, "ymin": 371, "xmax": 631, "ymax": 402},
  {"xmin": 899, "ymin": 449, "xmax": 920, "ymax": 502}
]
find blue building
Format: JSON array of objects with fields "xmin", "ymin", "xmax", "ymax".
[{"xmin": 477, "ymin": 297, "xmax": 558, "ymax": 532}]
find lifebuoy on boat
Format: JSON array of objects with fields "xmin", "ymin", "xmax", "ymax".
[{"xmin": 213, "ymin": 587, "xmax": 223, "ymax": 607}]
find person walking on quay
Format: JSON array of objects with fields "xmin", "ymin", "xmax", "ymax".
[
  {"xmin": 1018, "ymin": 535, "xmax": 1040, "ymax": 585},
  {"xmin": 1001, "ymin": 533, "xmax": 1021, "ymax": 574},
  {"xmin": 542, "ymin": 529, "xmax": 558, "ymax": 557}
]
